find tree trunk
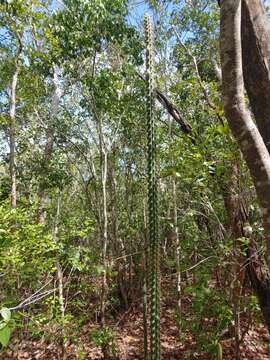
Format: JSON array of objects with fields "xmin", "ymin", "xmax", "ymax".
[
  {"xmin": 172, "ymin": 177, "xmax": 181, "ymax": 320},
  {"xmin": 96, "ymin": 112, "xmax": 108, "ymax": 327},
  {"xmin": 223, "ymin": 163, "xmax": 248, "ymax": 359},
  {"xmin": 220, "ymin": 0, "xmax": 270, "ymax": 329},
  {"xmin": 52, "ymin": 193, "xmax": 67, "ymax": 359},
  {"xmin": 100, "ymin": 149, "xmax": 108, "ymax": 326},
  {"xmin": 220, "ymin": 0, "xmax": 270, "ymax": 262},
  {"xmin": 9, "ymin": 35, "xmax": 22, "ymax": 209},
  {"xmin": 37, "ymin": 66, "xmax": 62, "ymax": 224},
  {"xmin": 241, "ymin": 0, "xmax": 270, "ymax": 152},
  {"xmin": 9, "ymin": 66, "xmax": 19, "ymax": 209}
]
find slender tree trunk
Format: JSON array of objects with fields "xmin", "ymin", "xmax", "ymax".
[
  {"xmin": 100, "ymin": 150, "xmax": 108, "ymax": 326},
  {"xmin": 172, "ymin": 177, "xmax": 181, "ymax": 320},
  {"xmin": 230, "ymin": 187, "xmax": 242, "ymax": 360},
  {"xmin": 222, "ymin": 163, "xmax": 248, "ymax": 359},
  {"xmin": 53, "ymin": 193, "xmax": 67, "ymax": 360},
  {"xmin": 110, "ymin": 155, "xmax": 130, "ymax": 309},
  {"xmin": 37, "ymin": 66, "xmax": 62, "ymax": 224},
  {"xmin": 96, "ymin": 111, "xmax": 108, "ymax": 327},
  {"xmin": 9, "ymin": 56, "xmax": 20, "ymax": 208},
  {"xmin": 109, "ymin": 155, "xmax": 118, "ymax": 258},
  {"xmin": 56, "ymin": 260, "xmax": 66, "ymax": 359}
]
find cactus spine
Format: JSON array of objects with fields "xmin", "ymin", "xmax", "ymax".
[{"xmin": 144, "ymin": 13, "xmax": 160, "ymax": 360}]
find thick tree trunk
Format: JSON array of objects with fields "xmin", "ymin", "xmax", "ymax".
[
  {"xmin": 220, "ymin": 0, "xmax": 270, "ymax": 329},
  {"xmin": 220, "ymin": 0, "xmax": 270, "ymax": 262},
  {"xmin": 246, "ymin": 242, "xmax": 270, "ymax": 329},
  {"xmin": 241, "ymin": 0, "xmax": 270, "ymax": 152}
]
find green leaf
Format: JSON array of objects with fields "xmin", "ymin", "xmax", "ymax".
[
  {"xmin": 0, "ymin": 325, "xmax": 11, "ymax": 347},
  {"xmin": 0, "ymin": 322, "xmax": 7, "ymax": 330},
  {"xmin": 0, "ymin": 308, "xmax": 11, "ymax": 322},
  {"xmin": 95, "ymin": 265, "xmax": 106, "ymax": 275}
]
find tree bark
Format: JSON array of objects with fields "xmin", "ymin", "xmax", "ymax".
[
  {"xmin": 100, "ymin": 149, "xmax": 108, "ymax": 326},
  {"xmin": 96, "ymin": 113, "xmax": 109, "ymax": 327},
  {"xmin": 223, "ymin": 163, "xmax": 248, "ymax": 359},
  {"xmin": 9, "ymin": 39, "xmax": 21, "ymax": 209},
  {"xmin": 241, "ymin": 0, "xmax": 270, "ymax": 152},
  {"xmin": 220, "ymin": 0, "xmax": 270, "ymax": 329},
  {"xmin": 171, "ymin": 176, "xmax": 182, "ymax": 329},
  {"xmin": 37, "ymin": 66, "xmax": 62, "ymax": 223},
  {"xmin": 9, "ymin": 67, "xmax": 19, "ymax": 209},
  {"xmin": 220, "ymin": 0, "xmax": 270, "ymax": 262},
  {"xmin": 53, "ymin": 193, "xmax": 67, "ymax": 360}
]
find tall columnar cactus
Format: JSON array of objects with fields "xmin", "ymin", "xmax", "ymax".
[{"xmin": 144, "ymin": 13, "xmax": 160, "ymax": 360}]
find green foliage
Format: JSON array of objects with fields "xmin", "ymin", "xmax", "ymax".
[
  {"xmin": 91, "ymin": 326, "xmax": 118, "ymax": 358},
  {"xmin": 184, "ymin": 277, "xmax": 232, "ymax": 356},
  {"xmin": 0, "ymin": 204, "xmax": 57, "ymax": 283},
  {"xmin": 53, "ymin": 0, "xmax": 142, "ymax": 65},
  {"xmin": 0, "ymin": 0, "xmax": 267, "ymax": 357},
  {"xmin": 0, "ymin": 308, "xmax": 12, "ymax": 348}
]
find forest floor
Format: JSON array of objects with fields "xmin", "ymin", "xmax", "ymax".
[{"xmin": 1, "ymin": 279, "xmax": 270, "ymax": 360}]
